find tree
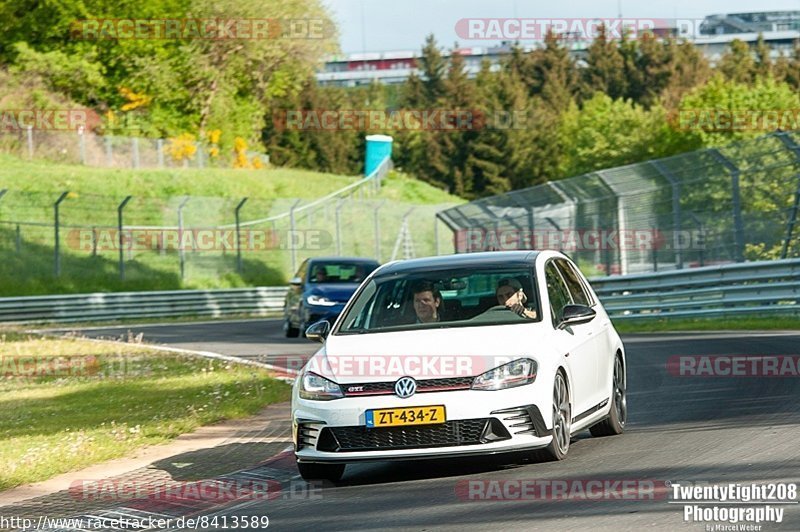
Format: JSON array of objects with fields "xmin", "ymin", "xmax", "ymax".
[
  {"xmin": 660, "ymin": 39, "xmax": 712, "ymax": 110},
  {"xmin": 678, "ymin": 74, "xmax": 800, "ymax": 146},
  {"xmin": 559, "ymin": 93, "xmax": 685, "ymax": 177},
  {"xmin": 583, "ymin": 25, "xmax": 627, "ymax": 100},
  {"xmin": 526, "ymin": 32, "xmax": 580, "ymax": 112},
  {"xmin": 718, "ymin": 39, "xmax": 756, "ymax": 84}
]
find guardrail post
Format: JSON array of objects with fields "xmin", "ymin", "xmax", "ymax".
[
  {"xmin": 710, "ymin": 150, "xmax": 745, "ymax": 263},
  {"xmin": 15, "ymin": 224, "xmax": 21, "ymax": 253},
  {"xmin": 373, "ymin": 200, "xmax": 386, "ymax": 261},
  {"xmin": 289, "ymin": 199, "xmax": 301, "ymax": 273},
  {"xmin": 235, "ymin": 197, "xmax": 248, "ymax": 273},
  {"xmin": 92, "ymin": 226, "xmax": 98, "ymax": 257},
  {"xmin": 178, "ymin": 197, "xmax": 190, "ymax": 280},
  {"xmin": 117, "ymin": 196, "xmax": 132, "ymax": 280},
  {"xmin": 54, "ymin": 191, "xmax": 69, "ymax": 277}
]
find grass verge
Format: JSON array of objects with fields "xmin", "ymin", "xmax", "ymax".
[
  {"xmin": 614, "ymin": 315, "xmax": 800, "ymax": 333},
  {"xmin": 0, "ymin": 331, "xmax": 290, "ymax": 492}
]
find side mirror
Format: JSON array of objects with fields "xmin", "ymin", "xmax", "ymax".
[
  {"xmin": 289, "ymin": 276, "xmax": 303, "ymax": 286},
  {"xmin": 558, "ymin": 304, "xmax": 596, "ymax": 329},
  {"xmin": 305, "ymin": 320, "xmax": 331, "ymax": 343}
]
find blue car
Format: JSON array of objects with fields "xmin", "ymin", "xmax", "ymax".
[{"xmin": 283, "ymin": 257, "xmax": 380, "ymax": 338}]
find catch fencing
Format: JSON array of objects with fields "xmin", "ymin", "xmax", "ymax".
[{"xmin": 437, "ymin": 131, "xmax": 800, "ymax": 277}]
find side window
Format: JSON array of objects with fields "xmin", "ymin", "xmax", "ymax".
[
  {"xmin": 295, "ymin": 259, "xmax": 309, "ymax": 283},
  {"xmin": 545, "ymin": 262, "xmax": 572, "ymax": 327},
  {"xmin": 555, "ymin": 259, "xmax": 591, "ymax": 306}
]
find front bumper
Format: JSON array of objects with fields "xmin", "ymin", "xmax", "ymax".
[
  {"xmin": 303, "ymin": 304, "xmax": 344, "ymax": 326},
  {"xmin": 292, "ymin": 386, "xmax": 553, "ymax": 463}
]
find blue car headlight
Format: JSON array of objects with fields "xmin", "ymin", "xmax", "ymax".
[{"xmin": 306, "ymin": 295, "xmax": 337, "ymax": 307}]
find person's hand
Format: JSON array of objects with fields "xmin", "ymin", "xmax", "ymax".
[{"xmin": 504, "ymin": 289, "xmax": 527, "ymax": 316}]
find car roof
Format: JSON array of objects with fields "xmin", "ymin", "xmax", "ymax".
[
  {"xmin": 308, "ymin": 257, "xmax": 380, "ymax": 265},
  {"xmin": 377, "ymin": 251, "xmax": 541, "ymax": 275}
]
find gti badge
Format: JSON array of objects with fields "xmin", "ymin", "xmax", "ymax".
[{"xmin": 394, "ymin": 376, "xmax": 417, "ymax": 398}]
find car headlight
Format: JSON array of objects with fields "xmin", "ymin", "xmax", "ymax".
[
  {"xmin": 472, "ymin": 358, "xmax": 537, "ymax": 391},
  {"xmin": 299, "ymin": 372, "xmax": 343, "ymax": 400},
  {"xmin": 306, "ymin": 295, "xmax": 337, "ymax": 307}
]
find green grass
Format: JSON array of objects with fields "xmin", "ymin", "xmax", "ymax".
[
  {"xmin": 0, "ymin": 332, "xmax": 291, "ymax": 491},
  {"xmin": 0, "ymin": 153, "xmax": 463, "ymax": 295},
  {"xmin": 0, "ymin": 153, "xmax": 457, "ymax": 203},
  {"xmin": 614, "ymin": 315, "xmax": 800, "ymax": 333}
]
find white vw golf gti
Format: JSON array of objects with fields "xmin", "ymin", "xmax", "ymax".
[{"xmin": 292, "ymin": 251, "xmax": 627, "ymax": 481}]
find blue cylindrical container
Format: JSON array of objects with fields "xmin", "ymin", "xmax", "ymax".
[{"xmin": 365, "ymin": 134, "xmax": 393, "ymax": 175}]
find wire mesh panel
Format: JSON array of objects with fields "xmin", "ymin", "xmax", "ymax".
[
  {"xmin": 437, "ymin": 131, "xmax": 800, "ymax": 276},
  {"xmin": 0, "ymin": 182, "xmax": 457, "ymax": 296}
]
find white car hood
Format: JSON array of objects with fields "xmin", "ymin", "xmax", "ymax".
[{"xmin": 308, "ymin": 322, "xmax": 549, "ymax": 385}]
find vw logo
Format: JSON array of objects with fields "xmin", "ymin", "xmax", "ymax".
[{"xmin": 394, "ymin": 376, "xmax": 417, "ymax": 398}]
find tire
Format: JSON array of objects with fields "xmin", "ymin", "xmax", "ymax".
[
  {"xmin": 297, "ymin": 462, "xmax": 345, "ymax": 482},
  {"xmin": 284, "ymin": 318, "xmax": 299, "ymax": 338},
  {"xmin": 590, "ymin": 354, "xmax": 626, "ymax": 437},
  {"xmin": 536, "ymin": 372, "xmax": 571, "ymax": 461}
]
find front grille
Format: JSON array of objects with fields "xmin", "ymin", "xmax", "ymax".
[
  {"xmin": 343, "ymin": 376, "xmax": 473, "ymax": 396},
  {"xmin": 316, "ymin": 418, "xmax": 510, "ymax": 452}
]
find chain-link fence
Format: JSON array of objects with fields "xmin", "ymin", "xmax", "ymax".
[
  {"xmin": 437, "ymin": 131, "xmax": 800, "ymax": 276},
  {"xmin": 0, "ymin": 128, "xmax": 267, "ymax": 169},
  {"xmin": 0, "ymin": 168, "xmax": 457, "ymax": 296}
]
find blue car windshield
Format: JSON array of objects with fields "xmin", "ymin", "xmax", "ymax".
[
  {"xmin": 309, "ymin": 262, "xmax": 376, "ymax": 284},
  {"xmin": 337, "ymin": 267, "xmax": 540, "ymax": 334}
]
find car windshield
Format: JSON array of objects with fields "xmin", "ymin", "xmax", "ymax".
[
  {"xmin": 309, "ymin": 262, "xmax": 376, "ymax": 284},
  {"xmin": 337, "ymin": 267, "xmax": 540, "ymax": 334}
]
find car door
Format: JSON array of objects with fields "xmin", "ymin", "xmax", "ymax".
[
  {"xmin": 555, "ymin": 258, "xmax": 611, "ymax": 409},
  {"xmin": 545, "ymin": 260, "xmax": 597, "ymax": 417}
]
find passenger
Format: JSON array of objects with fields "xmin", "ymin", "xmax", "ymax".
[
  {"xmin": 411, "ymin": 281, "xmax": 442, "ymax": 324},
  {"xmin": 496, "ymin": 278, "xmax": 537, "ymax": 319},
  {"xmin": 314, "ymin": 267, "xmax": 328, "ymax": 283}
]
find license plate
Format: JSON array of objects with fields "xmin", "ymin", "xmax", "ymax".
[{"xmin": 365, "ymin": 405, "xmax": 446, "ymax": 428}]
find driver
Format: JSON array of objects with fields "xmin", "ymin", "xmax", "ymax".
[
  {"xmin": 495, "ymin": 278, "xmax": 537, "ymax": 319},
  {"xmin": 412, "ymin": 281, "xmax": 442, "ymax": 323}
]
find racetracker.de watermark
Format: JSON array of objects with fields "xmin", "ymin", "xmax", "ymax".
[
  {"xmin": 454, "ymin": 18, "xmax": 704, "ymax": 41},
  {"xmin": 66, "ymin": 229, "xmax": 331, "ymax": 252},
  {"xmin": 70, "ymin": 18, "xmax": 331, "ymax": 40},
  {"xmin": 271, "ymin": 109, "xmax": 536, "ymax": 131},
  {"xmin": 455, "ymin": 479, "xmax": 669, "ymax": 501},
  {"xmin": 69, "ymin": 479, "xmax": 288, "ymax": 503},
  {"xmin": 672, "ymin": 109, "xmax": 800, "ymax": 132},
  {"xmin": 666, "ymin": 356, "xmax": 800, "ymax": 377},
  {"xmin": 457, "ymin": 229, "xmax": 707, "ymax": 252},
  {"xmin": 0, "ymin": 109, "xmax": 102, "ymax": 131},
  {"xmin": 276, "ymin": 355, "xmax": 530, "ymax": 381},
  {"xmin": 0, "ymin": 355, "xmax": 150, "ymax": 379}
]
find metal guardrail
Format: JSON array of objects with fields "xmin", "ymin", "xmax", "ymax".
[
  {"xmin": 0, "ymin": 287, "xmax": 289, "ymax": 324},
  {"xmin": 590, "ymin": 258, "xmax": 800, "ymax": 320},
  {"xmin": 0, "ymin": 259, "xmax": 798, "ymax": 324}
]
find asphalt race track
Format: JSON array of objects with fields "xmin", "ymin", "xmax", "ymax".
[{"xmin": 59, "ymin": 321, "xmax": 800, "ymax": 530}]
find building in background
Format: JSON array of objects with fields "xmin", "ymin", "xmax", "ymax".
[{"xmin": 317, "ymin": 11, "xmax": 800, "ymax": 87}]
